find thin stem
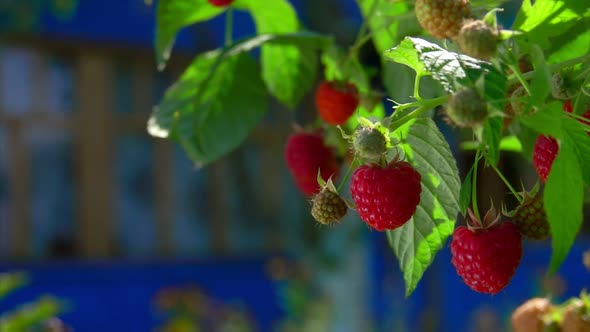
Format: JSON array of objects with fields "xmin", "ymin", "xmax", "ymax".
[
  {"xmin": 550, "ymin": 53, "xmax": 590, "ymax": 72},
  {"xmin": 488, "ymin": 157, "xmax": 523, "ymax": 204},
  {"xmin": 337, "ymin": 156, "xmax": 357, "ymax": 193},
  {"xmin": 225, "ymin": 8, "xmax": 233, "ymax": 47},
  {"xmin": 507, "ymin": 53, "xmax": 590, "ymax": 85},
  {"xmin": 389, "ymin": 96, "xmax": 449, "ymax": 130},
  {"xmin": 349, "ymin": 0, "xmax": 379, "ymax": 57},
  {"xmin": 414, "ymin": 73, "xmax": 423, "ymax": 100},
  {"xmin": 349, "ymin": 32, "xmax": 374, "ymax": 55},
  {"xmin": 508, "ymin": 64, "xmax": 531, "ymax": 95},
  {"xmin": 472, "ymin": 149, "xmax": 481, "ymax": 221}
]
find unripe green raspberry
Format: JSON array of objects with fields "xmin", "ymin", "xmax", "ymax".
[
  {"xmin": 415, "ymin": 0, "xmax": 471, "ymax": 39},
  {"xmin": 512, "ymin": 192, "xmax": 549, "ymax": 240},
  {"xmin": 509, "ymin": 85, "xmax": 533, "ymax": 116},
  {"xmin": 311, "ymin": 188, "xmax": 348, "ymax": 225},
  {"xmin": 353, "ymin": 126, "xmax": 387, "ymax": 161},
  {"xmin": 551, "ymin": 72, "xmax": 579, "ymax": 100},
  {"xmin": 456, "ymin": 20, "xmax": 499, "ymax": 60},
  {"xmin": 446, "ymin": 87, "xmax": 488, "ymax": 127}
]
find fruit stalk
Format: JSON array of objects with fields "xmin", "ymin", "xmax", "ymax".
[
  {"xmin": 389, "ymin": 96, "xmax": 448, "ymax": 131},
  {"xmin": 225, "ymin": 8, "xmax": 233, "ymax": 46},
  {"xmin": 349, "ymin": 0, "xmax": 379, "ymax": 57},
  {"xmin": 472, "ymin": 149, "xmax": 482, "ymax": 221},
  {"xmin": 487, "ymin": 153, "xmax": 524, "ymax": 204},
  {"xmin": 508, "ymin": 53, "xmax": 590, "ymax": 85},
  {"xmin": 337, "ymin": 156, "xmax": 357, "ymax": 192},
  {"xmin": 508, "ymin": 64, "xmax": 531, "ymax": 95}
]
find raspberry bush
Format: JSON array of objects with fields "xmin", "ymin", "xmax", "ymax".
[{"xmin": 149, "ymin": 0, "xmax": 590, "ymax": 296}]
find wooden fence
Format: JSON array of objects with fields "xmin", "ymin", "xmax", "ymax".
[{"xmin": 0, "ymin": 40, "xmax": 293, "ymax": 259}]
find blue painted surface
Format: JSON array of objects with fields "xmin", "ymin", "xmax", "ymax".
[{"xmin": 0, "ymin": 259, "xmax": 284, "ymax": 331}]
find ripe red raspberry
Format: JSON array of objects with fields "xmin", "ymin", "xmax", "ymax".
[
  {"xmin": 284, "ymin": 132, "xmax": 340, "ymax": 196},
  {"xmin": 350, "ymin": 160, "xmax": 422, "ymax": 231},
  {"xmin": 533, "ymin": 101, "xmax": 590, "ymax": 182},
  {"xmin": 207, "ymin": 0, "xmax": 233, "ymax": 7},
  {"xmin": 533, "ymin": 135, "xmax": 559, "ymax": 183},
  {"xmin": 415, "ymin": 0, "xmax": 471, "ymax": 39},
  {"xmin": 315, "ymin": 81, "xmax": 359, "ymax": 125},
  {"xmin": 450, "ymin": 209, "xmax": 522, "ymax": 294}
]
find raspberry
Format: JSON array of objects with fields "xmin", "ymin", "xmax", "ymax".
[
  {"xmin": 511, "ymin": 298, "xmax": 553, "ymax": 332},
  {"xmin": 315, "ymin": 81, "xmax": 359, "ymax": 125},
  {"xmin": 284, "ymin": 132, "xmax": 340, "ymax": 196},
  {"xmin": 564, "ymin": 99, "xmax": 574, "ymax": 113},
  {"xmin": 311, "ymin": 184, "xmax": 348, "ymax": 225},
  {"xmin": 415, "ymin": 0, "xmax": 471, "ymax": 39},
  {"xmin": 503, "ymin": 57, "xmax": 533, "ymax": 129},
  {"xmin": 509, "ymin": 85, "xmax": 532, "ymax": 116},
  {"xmin": 551, "ymin": 72, "xmax": 579, "ymax": 100},
  {"xmin": 533, "ymin": 135, "xmax": 559, "ymax": 183},
  {"xmin": 350, "ymin": 160, "xmax": 422, "ymax": 231},
  {"xmin": 532, "ymin": 101, "xmax": 590, "ymax": 182},
  {"xmin": 456, "ymin": 20, "xmax": 499, "ymax": 60},
  {"xmin": 561, "ymin": 299, "xmax": 590, "ymax": 332},
  {"xmin": 450, "ymin": 208, "xmax": 522, "ymax": 294},
  {"xmin": 207, "ymin": 0, "xmax": 233, "ymax": 7},
  {"xmin": 512, "ymin": 191, "xmax": 550, "ymax": 240},
  {"xmin": 445, "ymin": 87, "xmax": 488, "ymax": 127},
  {"xmin": 352, "ymin": 122, "xmax": 388, "ymax": 162}
]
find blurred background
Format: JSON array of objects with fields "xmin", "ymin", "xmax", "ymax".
[{"xmin": 0, "ymin": 0, "xmax": 588, "ymax": 331}]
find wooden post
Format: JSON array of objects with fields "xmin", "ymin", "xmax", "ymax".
[
  {"xmin": 74, "ymin": 52, "xmax": 115, "ymax": 257},
  {"xmin": 209, "ymin": 160, "xmax": 229, "ymax": 254},
  {"xmin": 132, "ymin": 60, "xmax": 176, "ymax": 256},
  {"xmin": 6, "ymin": 121, "xmax": 32, "ymax": 258}
]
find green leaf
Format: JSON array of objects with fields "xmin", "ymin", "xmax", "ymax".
[
  {"xmin": 519, "ymin": 102, "xmax": 564, "ymax": 138},
  {"xmin": 483, "ymin": 117, "xmax": 502, "ymax": 165},
  {"xmin": 0, "ymin": 273, "xmax": 27, "ymax": 300},
  {"xmin": 528, "ymin": 45, "xmax": 552, "ymax": 107},
  {"xmin": 155, "ymin": 0, "xmax": 224, "ymax": 69},
  {"xmin": 0, "ymin": 297, "xmax": 63, "ymax": 331},
  {"xmin": 149, "ymin": 51, "xmax": 268, "ymax": 166},
  {"xmin": 544, "ymin": 143, "xmax": 583, "ymax": 273},
  {"xmin": 357, "ymin": 0, "xmax": 415, "ymax": 53},
  {"xmin": 512, "ymin": 0, "xmax": 583, "ymax": 49},
  {"xmin": 547, "ymin": 18, "xmax": 590, "ymax": 63},
  {"xmin": 516, "ymin": 124, "xmax": 538, "ymax": 160},
  {"xmin": 384, "ymin": 38, "xmax": 427, "ymax": 76},
  {"xmin": 387, "ymin": 117, "xmax": 460, "ymax": 296},
  {"xmin": 321, "ymin": 44, "xmax": 370, "ymax": 93},
  {"xmin": 562, "ymin": 116, "xmax": 590, "ymax": 187},
  {"xmin": 236, "ymin": 0, "xmax": 316, "ymax": 108},
  {"xmin": 345, "ymin": 104, "xmax": 386, "ymax": 131},
  {"xmin": 384, "ymin": 37, "xmax": 498, "ymax": 93},
  {"xmin": 460, "ymin": 136, "xmax": 522, "ymax": 153},
  {"xmin": 459, "ymin": 165, "xmax": 474, "ymax": 216}
]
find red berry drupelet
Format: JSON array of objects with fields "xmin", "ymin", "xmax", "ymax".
[
  {"xmin": 208, "ymin": 0, "xmax": 233, "ymax": 7},
  {"xmin": 533, "ymin": 136, "xmax": 559, "ymax": 183},
  {"xmin": 533, "ymin": 101, "xmax": 590, "ymax": 182},
  {"xmin": 315, "ymin": 81, "xmax": 359, "ymax": 125},
  {"xmin": 350, "ymin": 160, "xmax": 422, "ymax": 231},
  {"xmin": 284, "ymin": 132, "xmax": 340, "ymax": 196},
  {"xmin": 451, "ymin": 209, "xmax": 523, "ymax": 294}
]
